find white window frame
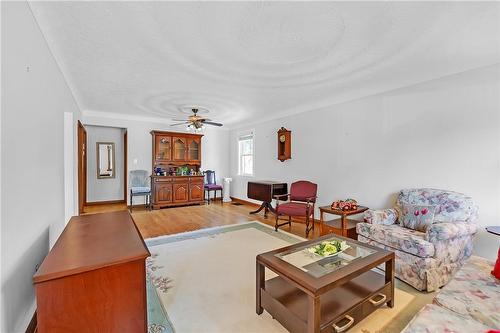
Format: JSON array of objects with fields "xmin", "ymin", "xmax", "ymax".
[{"xmin": 238, "ymin": 130, "xmax": 254, "ymax": 177}]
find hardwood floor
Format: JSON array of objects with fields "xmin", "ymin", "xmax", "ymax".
[
  {"xmin": 82, "ymin": 202, "xmax": 128, "ymax": 215},
  {"xmin": 79, "ymin": 200, "xmax": 321, "ymax": 240},
  {"xmin": 131, "ymin": 201, "xmax": 321, "ymax": 240}
]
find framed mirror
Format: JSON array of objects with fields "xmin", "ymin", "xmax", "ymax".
[{"xmin": 96, "ymin": 142, "xmax": 115, "ymax": 179}]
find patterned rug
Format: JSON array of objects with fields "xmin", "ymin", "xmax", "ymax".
[{"xmin": 145, "ymin": 222, "xmax": 423, "ymax": 333}]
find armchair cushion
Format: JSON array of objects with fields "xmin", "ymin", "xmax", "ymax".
[
  {"xmin": 356, "ymin": 223, "xmax": 435, "ymax": 258},
  {"xmin": 401, "ymin": 204, "xmax": 436, "ymax": 232},
  {"xmin": 401, "ymin": 304, "xmax": 492, "ymax": 333},
  {"xmin": 363, "ymin": 208, "xmax": 398, "ymax": 225},
  {"xmin": 434, "ymin": 256, "xmax": 500, "ymax": 328},
  {"xmin": 425, "ymin": 222, "xmax": 478, "ymax": 242},
  {"xmin": 396, "ymin": 188, "xmax": 478, "ymax": 223},
  {"xmin": 276, "ymin": 202, "xmax": 311, "ymax": 217}
]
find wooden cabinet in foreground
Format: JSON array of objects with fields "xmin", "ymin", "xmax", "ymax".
[{"xmin": 33, "ymin": 211, "xmax": 150, "ymax": 333}]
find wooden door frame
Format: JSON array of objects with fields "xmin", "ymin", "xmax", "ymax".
[
  {"xmin": 123, "ymin": 130, "xmax": 128, "ymax": 202},
  {"xmin": 77, "ymin": 121, "xmax": 87, "ymax": 215}
]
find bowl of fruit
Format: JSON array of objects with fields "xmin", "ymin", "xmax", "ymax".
[{"xmin": 307, "ymin": 240, "xmax": 349, "ymax": 258}]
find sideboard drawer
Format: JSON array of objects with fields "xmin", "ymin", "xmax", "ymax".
[{"xmin": 154, "ymin": 177, "xmax": 172, "ymax": 182}]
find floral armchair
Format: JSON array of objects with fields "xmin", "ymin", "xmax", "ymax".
[{"xmin": 356, "ymin": 188, "xmax": 478, "ymax": 291}]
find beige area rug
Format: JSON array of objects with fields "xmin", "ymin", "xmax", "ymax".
[{"xmin": 145, "ymin": 222, "xmax": 425, "ymax": 333}]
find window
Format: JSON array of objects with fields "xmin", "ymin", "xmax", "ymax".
[{"xmin": 238, "ymin": 132, "xmax": 254, "ymax": 176}]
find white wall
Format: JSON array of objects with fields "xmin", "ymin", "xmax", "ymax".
[
  {"xmin": 229, "ymin": 64, "xmax": 500, "ymax": 260},
  {"xmin": 85, "ymin": 125, "xmax": 125, "ymax": 202},
  {"xmin": 82, "ymin": 115, "xmax": 230, "ymax": 204},
  {"xmin": 1, "ymin": 2, "xmax": 82, "ymax": 332}
]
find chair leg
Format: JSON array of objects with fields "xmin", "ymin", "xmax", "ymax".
[
  {"xmin": 275, "ymin": 214, "xmax": 279, "ymax": 232},
  {"xmin": 130, "ymin": 193, "xmax": 133, "ymax": 212},
  {"xmin": 305, "ymin": 215, "xmax": 310, "ymax": 237},
  {"xmin": 288, "ymin": 216, "xmax": 291, "ymax": 226}
]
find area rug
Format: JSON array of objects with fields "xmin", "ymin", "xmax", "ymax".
[{"xmin": 145, "ymin": 222, "xmax": 417, "ymax": 333}]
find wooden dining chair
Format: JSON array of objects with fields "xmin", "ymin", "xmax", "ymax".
[
  {"xmin": 204, "ymin": 170, "xmax": 223, "ymax": 204},
  {"xmin": 274, "ymin": 180, "xmax": 318, "ymax": 237}
]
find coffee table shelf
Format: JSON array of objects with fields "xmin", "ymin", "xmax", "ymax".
[
  {"xmin": 262, "ymin": 271, "xmax": 390, "ymax": 333},
  {"xmin": 256, "ymin": 234, "xmax": 394, "ymax": 333}
]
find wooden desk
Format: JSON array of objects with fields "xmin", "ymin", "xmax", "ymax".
[
  {"xmin": 33, "ymin": 211, "xmax": 150, "ymax": 333},
  {"xmin": 319, "ymin": 206, "xmax": 369, "ymax": 240},
  {"xmin": 247, "ymin": 181, "xmax": 287, "ymax": 218}
]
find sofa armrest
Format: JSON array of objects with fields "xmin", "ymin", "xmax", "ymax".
[
  {"xmin": 426, "ymin": 222, "xmax": 478, "ymax": 242},
  {"xmin": 363, "ymin": 208, "xmax": 398, "ymax": 225}
]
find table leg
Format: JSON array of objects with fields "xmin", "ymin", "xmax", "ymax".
[
  {"xmin": 341, "ymin": 215, "xmax": 347, "ymax": 237},
  {"xmin": 307, "ymin": 295, "xmax": 321, "ymax": 333},
  {"xmin": 385, "ymin": 256, "xmax": 395, "ymax": 308},
  {"xmin": 256, "ymin": 261, "xmax": 264, "ymax": 315},
  {"xmin": 319, "ymin": 211, "xmax": 324, "ymax": 235},
  {"xmin": 250, "ymin": 202, "xmax": 267, "ymax": 215}
]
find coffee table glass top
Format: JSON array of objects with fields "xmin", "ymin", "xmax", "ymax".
[{"xmin": 275, "ymin": 236, "xmax": 376, "ymax": 278}]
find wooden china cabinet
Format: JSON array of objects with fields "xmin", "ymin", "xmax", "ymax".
[{"xmin": 151, "ymin": 131, "xmax": 204, "ymax": 209}]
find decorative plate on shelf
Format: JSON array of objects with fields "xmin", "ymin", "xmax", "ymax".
[{"xmin": 306, "ymin": 240, "xmax": 350, "ymax": 258}]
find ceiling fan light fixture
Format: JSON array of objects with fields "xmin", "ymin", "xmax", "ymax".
[
  {"xmin": 173, "ymin": 107, "xmax": 222, "ymax": 130},
  {"xmin": 187, "ymin": 122, "xmax": 204, "ymax": 133}
]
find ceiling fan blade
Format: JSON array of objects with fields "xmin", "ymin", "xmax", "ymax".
[
  {"xmin": 170, "ymin": 122, "xmax": 190, "ymax": 126},
  {"xmin": 203, "ymin": 121, "xmax": 223, "ymax": 127},
  {"xmin": 171, "ymin": 119, "xmax": 188, "ymax": 121}
]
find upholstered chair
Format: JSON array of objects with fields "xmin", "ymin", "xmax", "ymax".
[
  {"xmin": 356, "ymin": 188, "xmax": 478, "ymax": 291},
  {"xmin": 204, "ymin": 170, "xmax": 223, "ymax": 204},
  {"xmin": 129, "ymin": 170, "xmax": 151, "ymax": 212},
  {"xmin": 274, "ymin": 181, "xmax": 318, "ymax": 237}
]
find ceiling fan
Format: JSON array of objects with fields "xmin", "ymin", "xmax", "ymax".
[{"xmin": 170, "ymin": 108, "xmax": 223, "ymax": 130}]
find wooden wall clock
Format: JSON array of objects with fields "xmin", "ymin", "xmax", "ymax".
[{"xmin": 277, "ymin": 127, "xmax": 291, "ymax": 162}]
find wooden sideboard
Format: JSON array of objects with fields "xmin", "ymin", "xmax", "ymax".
[
  {"xmin": 33, "ymin": 211, "xmax": 150, "ymax": 333},
  {"xmin": 151, "ymin": 175, "xmax": 205, "ymax": 209},
  {"xmin": 151, "ymin": 130, "xmax": 205, "ymax": 209}
]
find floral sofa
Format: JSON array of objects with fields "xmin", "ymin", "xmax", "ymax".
[
  {"xmin": 402, "ymin": 255, "xmax": 500, "ymax": 332},
  {"xmin": 356, "ymin": 188, "xmax": 478, "ymax": 291}
]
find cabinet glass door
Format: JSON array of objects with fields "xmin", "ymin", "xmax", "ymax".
[
  {"xmin": 156, "ymin": 136, "xmax": 171, "ymax": 161},
  {"xmin": 173, "ymin": 137, "xmax": 187, "ymax": 161},
  {"xmin": 188, "ymin": 139, "xmax": 200, "ymax": 161}
]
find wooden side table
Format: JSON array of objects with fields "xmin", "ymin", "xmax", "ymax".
[{"xmin": 319, "ymin": 205, "xmax": 369, "ymax": 240}]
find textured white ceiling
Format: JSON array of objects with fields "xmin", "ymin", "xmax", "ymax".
[{"xmin": 29, "ymin": 1, "xmax": 500, "ymax": 128}]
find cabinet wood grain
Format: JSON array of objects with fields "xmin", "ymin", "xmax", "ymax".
[{"xmin": 33, "ymin": 211, "xmax": 150, "ymax": 333}]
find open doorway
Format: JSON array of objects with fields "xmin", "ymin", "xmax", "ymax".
[
  {"xmin": 77, "ymin": 123, "xmax": 128, "ymax": 215},
  {"xmin": 77, "ymin": 121, "xmax": 87, "ymax": 215}
]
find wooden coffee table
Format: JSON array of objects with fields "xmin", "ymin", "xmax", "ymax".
[
  {"xmin": 256, "ymin": 234, "xmax": 394, "ymax": 333},
  {"xmin": 319, "ymin": 205, "xmax": 369, "ymax": 239}
]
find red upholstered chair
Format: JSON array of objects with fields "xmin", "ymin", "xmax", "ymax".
[{"xmin": 274, "ymin": 181, "xmax": 318, "ymax": 237}]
